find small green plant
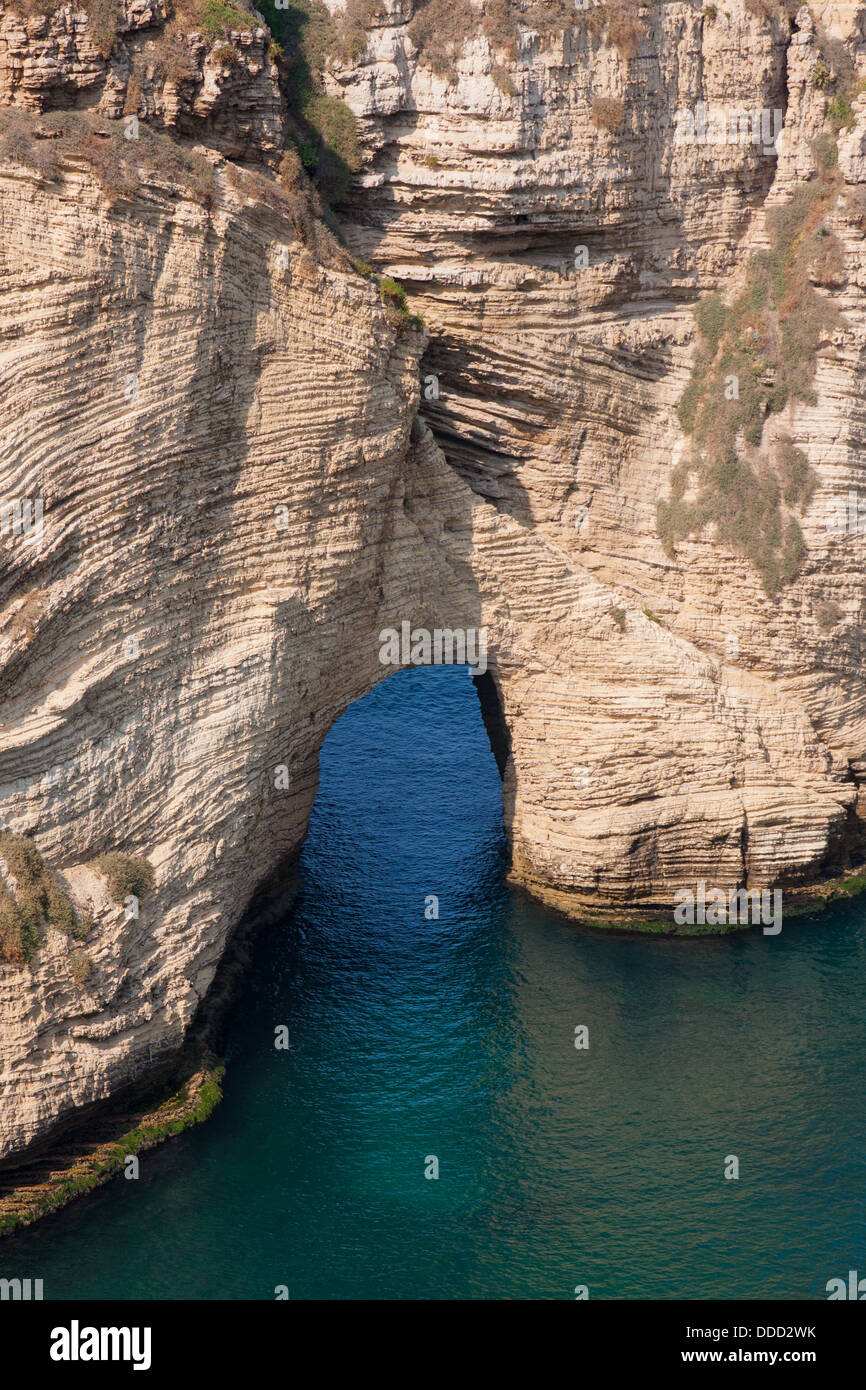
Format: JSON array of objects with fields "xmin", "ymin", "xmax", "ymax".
[
  {"xmin": 813, "ymin": 57, "xmax": 833, "ymax": 90},
  {"xmin": 827, "ymin": 92, "xmax": 855, "ymax": 132},
  {"xmin": 210, "ymin": 41, "xmax": 242, "ymax": 67},
  {"xmin": 491, "ymin": 65, "xmax": 516, "ymax": 97},
  {"xmin": 380, "ymin": 275, "xmax": 408, "ymax": 314},
  {"xmin": 376, "ymin": 275, "xmax": 423, "ymax": 329},
  {"xmin": 0, "ymin": 833, "xmax": 89, "ymax": 964},
  {"xmin": 84, "ymin": 0, "xmax": 125, "ymax": 60},
  {"xmin": 90, "ymin": 852, "xmax": 155, "ymax": 906},
  {"xmin": 69, "ymin": 949, "xmax": 93, "ymax": 988},
  {"xmin": 609, "ymin": 607, "xmax": 626, "ymax": 631},
  {"xmin": 291, "ymin": 134, "xmax": 319, "ymax": 171},
  {"xmin": 703, "ymin": 3, "xmax": 717, "ymax": 21},
  {"xmin": 0, "ymin": 882, "xmax": 39, "ymax": 966},
  {"xmin": 200, "ymin": 0, "xmax": 255, "ymax": 37},
  {"xmin": 408, "ymin": 0, "xmax": 476, "ymax": 77},
  {"xmin": 815, "ymin": 598, "xmax": 842, "ymax": 630},
  {"xmin": 303, "ymin": 93, "xmax": 361, "ymax": 201}
]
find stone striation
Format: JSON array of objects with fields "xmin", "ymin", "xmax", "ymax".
[
  {"xmin": 328, "ymin": 0, "xmax": 866, "ymax": 912},
  {"xmin": 1, "ymin": 0, "xmax": 866, "ymax": 1165},
  {"xmin": 0, "ymin": 1, "xmax": 284, "ymax": 161}
]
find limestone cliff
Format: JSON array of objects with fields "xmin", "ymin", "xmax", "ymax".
[
  {"xmin": 327, "ymin": 0, "xmax": 866, "ymax": 912},
  {"xmin": 1, "ymin": 0, "xmax": 866, "ymax": 1173}
]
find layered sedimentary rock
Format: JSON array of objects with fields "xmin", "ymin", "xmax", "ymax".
[
  {"xmin": 0, "ymin": 2, "xmax": 284, "ymax": 161},
  {"xmin": 1, "ymin": 0, "xmax": 866, "ymax": 1165},
  {"xmin": 328, "ymin": 0, "xmax": 866, "ymax": 906}
]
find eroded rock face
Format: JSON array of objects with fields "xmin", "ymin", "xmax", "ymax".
[
  {"xmin": 0, "ymin": 1, "xmax": 284, "ymax": 161},
  {"xmin": 2, "ymin": 0, "xmax": 866, "ymax": 1162},
  {"xmin": 328, "ymin": 0, "xmax": 866, "ymax": 911},
  {"xmin": 0, "ymin": 112, "xmax": 429, "ymax": 1157}
]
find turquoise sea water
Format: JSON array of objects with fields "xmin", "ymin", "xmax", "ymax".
[{"xmin": 2, "ymin": 664, "xmax": 865, "ymax": 1299}]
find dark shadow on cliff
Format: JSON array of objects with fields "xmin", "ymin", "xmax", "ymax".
[{"xmin": 262, "ymin": 0, "xmax": 361, "ymax": 205}]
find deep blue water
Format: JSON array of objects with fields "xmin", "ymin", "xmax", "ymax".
[{"xmin": 2, "ymin": 664, "xmax": 865, "ymax": 1298}]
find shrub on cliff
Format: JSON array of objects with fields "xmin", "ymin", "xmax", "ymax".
[
  {"xmin": 380, "ymin": 276, "xmax": 408, "ymax": 310},
  {"xmin": 268, "ymin": 0, "xmax": 363, "ymax": 204},
  {"xmin": 492, "ymin": 65, "xmax": 516, "ymax": 97},
  {"xmin": 278, "ymin": 147, "xmax": 305, "ymax": 189},
  {"xmin": 0, "ymin": 884, "xmax": 40, "ymax": 967},
  {"xmin": 211, "ymin": 41, "xmax": 242, "ymax": 67},
  {"xmin": 603, "ymin": 0, "xmax": 644, "ymax": 59},
  {"xmin": 827, "ymin": 92, "xmax": 855, "ymax": 133},
  {"xmin": 196, "ymin": 0, "xmax": 257, "ymax": 36},
  {"xmin": 524, "ymin": 0, "xmax": 573, "ymax": 31},
  {"xmin": 332, "ymin": 0, "xmax": 381, "ymax": 64},
  {"xmin": 408, "ymin": 0, "xmax": 476, "ymax": 76},
  {"xmin": 153, "ymin": 25, "xmax": 201, "ymax": 85},
  {"xmin": 591, "ymin": 96, "xmax": 624, "ymax": 131},
  {"xmin": 379, "ymin": 276, "xmax": 424, "ymax": 330},
  {"xmin": 0, "ymin": 834, "xmax": 44, "ymax": 892},
  {"xmin": 483, "ymin": 0, "xmax": 520, "ymax": 59},
  {"xmin": 90, "ymin": 853, "xmax": 155, "ymax": 906},
  {"xmin": 0, "ymin": 834, "xmax": 90, "ymax": 966},
  {"xmin": 0, "ymin": 110, "xmax": 63, "ymax": 182},
  {"xmin": 816, "ymin": 599, "xmax": 842, "ymax": 630},
  {"xmin": 658, "ymin": 167, "xmax": 841, "ymax": 595},
  {"xmin": 303, "ymin": 93, "xmax": 361, "ymax": 202},
  {"xmin": 776, "ymin": 436, "xmax": 816, "ymax": 509},
  {"xmin": 69, "ymin": 950, "xmax": 94, "ymax": 989},
  {"xmin": 585, "ymin": 1, "xmax": 645, "ymax": 60},
  {"xmin": 85, "ymin": 0, "xmax": 126, "ymax": 58}
]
